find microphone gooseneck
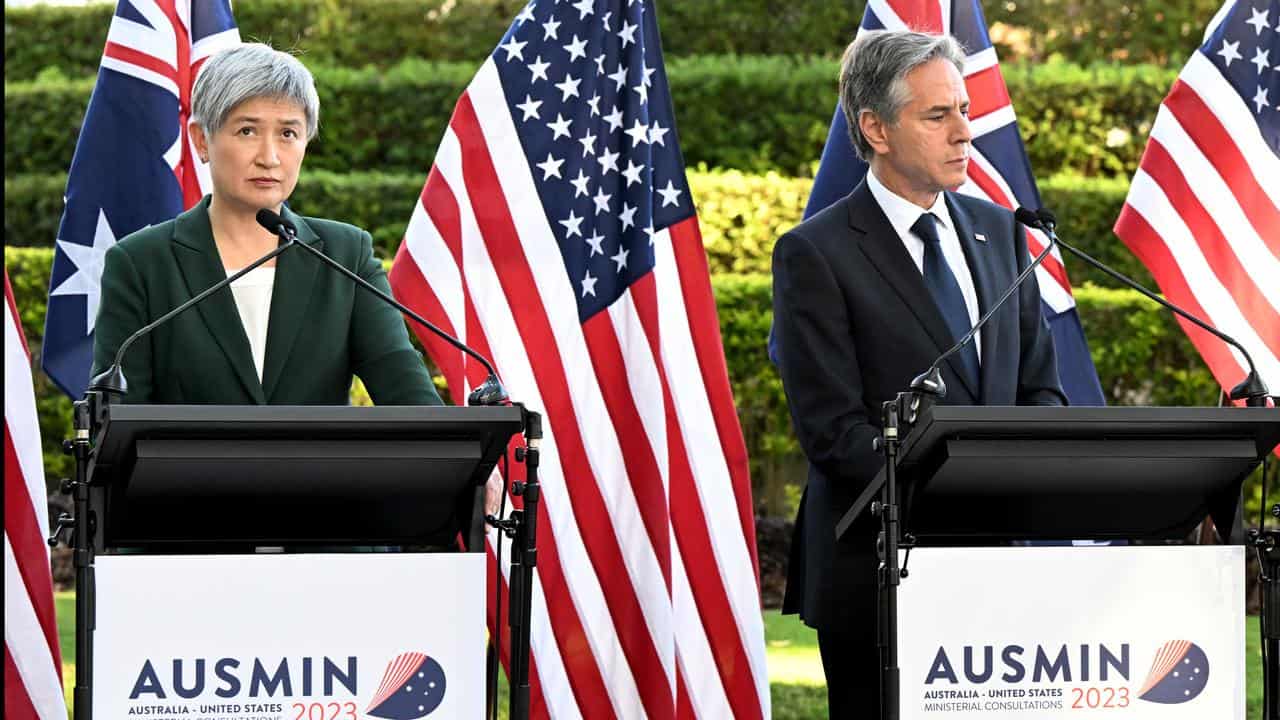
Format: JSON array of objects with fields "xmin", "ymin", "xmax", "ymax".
[
  {"xmin": 909, "ymin": 207, "xmax": 1060, "ymax": 399},
  {"xmin": 1030, "ymin": 208, "xmax": 1270, "ymax": 406},
  {"xmin": 259, "ymin": 209, "xmax": 509, "ymax": 406}
]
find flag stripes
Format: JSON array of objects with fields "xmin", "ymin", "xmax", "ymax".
[
  {"xmin": 1115, "ymin": 3, "xmax": 1280, "ymax": 402},
  {"xmin": 391, "ymin": 38, "xmax": 765, "ymax": 717},
  {"xmin": 5, "ymin": 268, "xmax": 65, "ymax": 720}
]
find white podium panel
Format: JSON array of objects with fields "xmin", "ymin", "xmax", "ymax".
[
  {"xmin": 93, "ymin": 553, "xmax": 485, "ymax": 720},
  {"xmin": 897, "ymin": 546, "xmax": 1245, "ymax": 719}
]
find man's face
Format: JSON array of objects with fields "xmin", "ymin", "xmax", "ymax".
[{"xmin": 863, "ymin": 58, "xmax": 972, "ymax": 207}]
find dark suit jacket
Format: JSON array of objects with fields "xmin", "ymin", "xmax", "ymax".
[
  {"xmin": 772, "ymin": 180, "xmax": 1066, "ymax": 637},
  {"xmin": 91, "ymin": 196, "xmax": 442, "ymax": 406}
]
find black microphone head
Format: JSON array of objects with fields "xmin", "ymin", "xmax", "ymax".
[
  {"xmin": 1014, "ymin": 206, "xmax": 1042, "ymax": 229},
  {"xmin": 1035, "ymin": 207, "xmax": 1058, "ymax": 230},
  {"xmin": 256, "ymin": 208, "xmax": 284, "ymax": 233}
]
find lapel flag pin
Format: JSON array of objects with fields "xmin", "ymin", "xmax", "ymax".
[{"xmin": 975, "ymin": 232, "xmax": 988, "ymax": 243}]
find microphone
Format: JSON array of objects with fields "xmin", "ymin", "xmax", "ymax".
[
  {"xmin": 1029, "ymin": 208, "xmax": 1270, "ymax": 407},
  {"xmin": 253, "ymin": 209, "xmax": 509, "ymax": 406},
  {"xmin": 256, "ymin": 207, "xmax": 298, "ymax": 242},
  {"xmin": 907, "ymin": 207, "xmax": 1061, "ymax": 399},
  {"xmin": 88, "ymin": 213, "xmax": 299, "ymax": 397}
]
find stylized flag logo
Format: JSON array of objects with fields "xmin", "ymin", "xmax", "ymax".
[
  {"xmin": 365, "ymin": 652, "xmax": 447, "ymax": 719},
  {"xmin": 1137, "ymin": 640, "xmax": 1209, "ymax": 704}
]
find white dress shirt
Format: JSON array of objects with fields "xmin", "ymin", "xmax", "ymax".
[
  {"xmin": 226, "ymin": 265, "xmax": 276, "ymax": 381},
  {"xmin": 866, "ymin": 169, "xmax": 982, "ymax": 361}
]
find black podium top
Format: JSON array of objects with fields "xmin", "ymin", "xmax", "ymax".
[
  {"xmin": 89, "ymin": 404, "xmax": 525, "ymax": 549},
  {"xmin": 839, "ymin": 405, "xmax": 1279, "ymax": 543}
]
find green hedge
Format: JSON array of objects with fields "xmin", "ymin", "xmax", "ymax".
[
  {"xmin": 984, "ymin": 0, "xmax": 1224, "ymax": 65},
  {"xmin": 3, "ymin": 169, "xmax": 1156, "ymax": 292},
  {"xmin": 2, "ymin": 0, "xmax": 1223, "ymax": 80},
  {"xmin": 4, "ymin": 57, "xmax": 1178, "ymax": 179},
  {"xmin": 2, "ymin": 0, "xmax": 858, "ymax": 80},
  {"xmin": 7, "ymin": 245, "xmax": 1272, "ymax": 522}
]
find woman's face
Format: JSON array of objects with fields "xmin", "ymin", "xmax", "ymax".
[{"xmin": 191, "ymin": 96, "xmax": 308, "ymax": 217}]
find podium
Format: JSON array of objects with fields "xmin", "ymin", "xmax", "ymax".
[
  {"xmin": 65, "ymin": 402, "xmax": 524, "ymax": 720},
  {"xmin": 839, "ymin": 406, "xmax": 1278, "ymax": 543},
  {"xmin": 835, "ymin": 405, "xmax": 1280, "ymax": 720}
]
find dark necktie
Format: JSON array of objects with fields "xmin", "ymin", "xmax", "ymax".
[{"xmin": 912, "ymin": 212, "xmax": 981, "ymax": 395}]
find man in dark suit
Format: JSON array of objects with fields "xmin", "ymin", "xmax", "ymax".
[{"xmin": 771, "ymin": 29, "xmax": 1067, "ymax": 718}]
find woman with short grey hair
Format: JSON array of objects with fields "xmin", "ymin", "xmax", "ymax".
[
  {"xmin": 92, "ymin": 42, "xmax": 443, "ymax": 410},
  {"xmin": 190, "ymin": 42, "xmax": 321, "ymax": 143}
]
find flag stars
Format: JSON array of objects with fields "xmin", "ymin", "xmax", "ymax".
[
  {"xmin": 555, "ymin": 73, "xmax": 582, "ymax": 101},
  {"xmin": 608, "ymin": 63, "xmax": 629, "ymax": 91},
  {"xmin": 516, "ymin": 2, "xmax": 535, "ymax": 24},
  {"xmin": 610, "ymin": 246, "xmax": 630, "ymax": 272},
  {"xmin": 578, "ymin": 130, "xmax": 598, "ymax": 157},
  {"xmin": 632, "ymin": 81, "xmax": 649, "ymax": 105},
  {"xmin": 1217, "ymin": 39, "xmax": 1243, "ymax": 67},
  {"xmin": 601, "ymin": 10, "xmax": 613, "ymax": 30},
  {"xmin": 571, "ymin": 0, "xmax": 594, "ymax": 20},
  {"xmin": 647, "ymin": 121, "xmax": 669, "ymax": 146},
  {"xmin": 619, "ymin": 202, "xmax": 638, "ymax": 230},
  {"xmin": 618, "ymin": 19, "xmax": 638, "ymax": 48},
  {"xmin": 542, "ymin": 17, "xmax": 561, "ymax": 40},
  {"xmin": 592, "ymin": 187, "xmax": 612, "ymax": 215},
  {"xmin": 587, "ymin": 93, "xmax": 602, "ymax": 116},
  {"xmin": 1252, "ymin": 47, "xmax": 1271, "ymax": 74},
  {"xmin": 560, "ymin": 209, "xmax": 584, "ymax": 238},
  {"xmin": 595, "ymin": 53, "xmax": 607, "ymax": 75},
  {"xmin": 548, "ymin": 113, "xmax": 573, "ymax": 140},
  {"xmin": 639, "ymin": 61, "xmax": 656, "ymax": 88},
  {"xmin": 1246, "ymin": 6, "xmax": 1270, "ymax": 35},
  {"xmin": 499, "ymin": 36, "xmax": 527, "ymax": 62},
  {"xmin": 604, "ymin": 106, "xmax": 624, "ymax": 132},
  {"xmin": 657, "ymin": 180, "xmax": 683, "ymax": 207},
  {"xmin": 1253, "ymin": 84, "xmax": 1270, "ymax": 114},
  {"xmin": 585, "ymin": 230, "xmax": 605, "ymax": 256},
  {"xmin": 644, "ymin": 222, "xmax": 657, "ymax": 245},
  {"xmin": 527, "ymin": 55, "xmax": 551, "ymax": 82},
  {"xmin": 598, "ymin": 147, "xmax": 620, "ymax": 174},
  {"xmin": 536, "ymin": 152, "xmax": 564, "ymax": 180},
  {"xmin": 563, "ymin": 34, "xmax": 588, "ymax": 62},
  {"xmin": 624, "ymin": 119, "xmax": 650, "ymax": 146},
  {"xmin": 581, "ymin": 269, "xmax": 598, "ymax": 297},
  {"xmin": 622, "ymin": 159, "xmax": 644, "ymax": 187},
  {"xmin": 570, "ymin": 169, "xmax": 591, "ymax": 197},
  {"xmin": 516, "ymin": 94, "xmax": 542, "ymax": 121}
]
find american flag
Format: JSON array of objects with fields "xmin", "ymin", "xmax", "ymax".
[
  {"xmin": 5, "ymin": 267, "xmax": 65, "ymax": 720},
  {"xmin": 798, "ymin": 0, "xmax": 1107, "ymax": 406},
  {"xmin": 42, "ymin": 1, "xmax": 240, "ymax": 399},
  {"xmin": 387, "ymin": 1, "xmax": 768, "ymax": 718},
  {"xmin": 1115, "ymin": 0, "xmax": 1280, "ymax": 403}
]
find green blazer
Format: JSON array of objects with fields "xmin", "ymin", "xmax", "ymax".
[{"xmin": 91, "ymin": 196, "xmax": 443, "ymax": 406}]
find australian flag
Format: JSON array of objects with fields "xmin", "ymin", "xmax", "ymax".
[
  {"xmin": 42, "ymin": 1, "xmax": 239, "ymax": 398},
  {"xmin": 779, "ymin": 0, "xmax": 1107, "ymax": 406}
]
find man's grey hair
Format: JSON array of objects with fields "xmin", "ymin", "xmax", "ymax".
[
  {"xmin": 838, "ymin": 30, "xmax": 966, "ymax": 161},
  {"xmin": 191, "ymin": 43, "xmax": 320, "ymax": 140}
]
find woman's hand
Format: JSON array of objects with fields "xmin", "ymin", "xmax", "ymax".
[{"xmin": 485, "ymin": 472, "xmax": 505, "ymax": 517}]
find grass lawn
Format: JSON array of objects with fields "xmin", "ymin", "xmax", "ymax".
[{"xmin": 54, "ymin": 594, "xmax": 1264, "ymax": 718}]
